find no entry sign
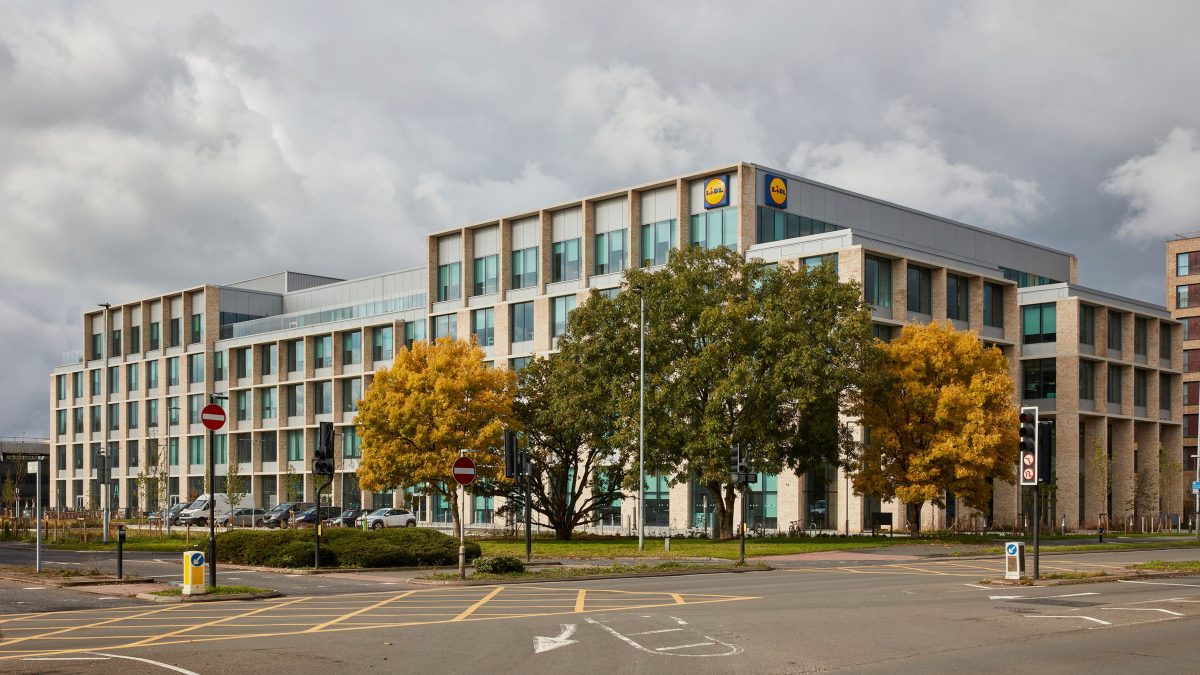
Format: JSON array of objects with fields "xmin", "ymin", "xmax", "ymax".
[
  {"xmin": 200, "ymin": 404, "xmax": 226, "ymax": 431},
  {"xmin": 452, "ymin": 456, "xmax": 476, "ymax": 486}
]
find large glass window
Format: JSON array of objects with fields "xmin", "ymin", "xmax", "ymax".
[
  {"xmin": 187, "ymin": 394, "xmax": 202, "ymax": 425},
  {"xmin": 983, "ymin": 283, "xmax": 1004, "ymax": 328},
  {"xmin": 755, "ymin": 206, "xmax": 844, "ymax": 244},
  {"xmin": 906, "ymin": 266, "xmax": 932, "ymax": 314},
  {"xmin": 511, "ymin": 302, "xmax": 534, "ymax": 343},
  {"xmin": 644, "ymin": 476, "xmax": 670, "ymax": 527},
  {"xmin": 404, "ymin": 320, "xmax": 426, "ymax": 349},
  {"xmin": 72, "ymin": 371, "xmax": 82, "ymax": 399},
  {"xmin": 342, "ymin": 378, "xmax": 362, "ymax": 412},
  {"xmin": 690, "ymin": 207, "xmax": 737, "ymax": 250},
  {"xmin": 235, "ymin": 347, "xmax": 250, "ymax": 378},
  {"xmin": 146, "ymin": 400, "xmax": 158, "ymax": 428},
  {"xmin": 1108, "ymin": 311, "xmax": 1123, "ymax": 350},
  {"xmin": 511, "ymin": 247, "xmax": 538, "ymax": 289},
  {"xmin": 108, "ymin": 366, "xmax": 119, "ymax": 394},
  {"xmin": 1079, "ymin": 360, "xmax": 1096, "ymax": 401},
  {"xmin": 1186, "ymin": 381, "xmax": 1199, "ymax": 406},
  {"xmin": 1186, "ymin": 415, "xmax": 1198, "ymax": 439},
  {"xmin": 1133, "ymin": 317, "xmax": 1148, "ymax": 356},
  {"xmin": 1022, "ymin": 303, "xmax": 1057, "ymax": 344},
  {"xmin": 1161, "ymin": 323, "xmax": 1173, "ymax": 359},
  {"xmin": 286, "ymin": 430, "xmax": 303, "ymax": 462},
  {"xmin": 343, "ymin": 331, "xmax": 361, "ymax": 365},
  {"xmin": 190, "ymin": 314, "xmax": 202, "ymax": 343},
  {"xmin": 110, "ymin": 329, "xmax": 121, "ymax": 356},
  {"xmin": 1022, "ymin": 359, "xmax": 1056, "ymax": 399},
  {"xmin": 1079, "ymin": 305, "xmax": 1095, "ymax": 345},
  {"xmin": 1161, "ymin": 374, "xmax": 1173, "ymax": 411},
  {"xmin": 342, "ymin": 427, "xmax": 362, "ymax": 458},
  {"xmin": 149, "ymin": 321, "xmax": 160, "ymax": 350},
  {"xmin": 472, "ymin": 308, "xmax": 494, "ymax": 347},
  {"xmin": 261, "ymin": 433, "xmax": 277, "ymax": 463},
  {"xmin": 864, "ymin": 256, "xmax": 892, "ymax": 308},
  {"xmin": 433, "ymin": 314, "xmax": 456, "ymax": 341},
  {"xmin": 188, "ymin": 353, "xmax": 204, "ymax": 383},
  {"xmin": 552, "ymin": 238, "xmax": 581, "ymax": 282},
  {"xmin": 510, "ymin": 356, "xmax": 532, "ymax": 372},
  {"xmin": 1179, "ymin": 284, "xmax": 1200, "ymax": 309},
  {"xmin": 287, "ymin": 384, "xmax": 304, "ymax": 417},
  {"xmin": 316, "ymin": 381, "xmax": 333, "ymax": 414},
  {"xmin": 472, "ymin": 494, "xmax": 494, "ymax": 524},
  {"xmin": 946, "ymin": 274, "xmax": 969, "ymax": 321},
  {"xmin": 594, "ymin": 230, "xmax": 627, "ymax": 275},
  {"xmin": 1178, "ymin": 252, "xmax": 1193, "ymax": 276},
  {"xmin": 473, "ymin": 255, "xmax": 499, "ymax": 296},
  {"xmin": 169, "ymin": 318, "xmax": 181, "ymax": 348},
  {"xmin": 1134, "ymin": 369, "xmax": 1148, "ymax": 407},
  {"xmin": 90, "ymin": 369, "xmax": 101, "ymax": 395},
  {"xmin": 260, "ymin": 388, "xmax": 277, "ymax": 419},
  {"xmin": 213, "ymin": 435, "xmax": 227, "ymax": 465},
  {"xmin": 286, "ymin": 340, "xmax": 303, "ymax": 372},
  {"xmin": 235, "ymin": 391, "xmax": 249, "ymax": 421},
  {"xmin": 746, "ymin": 473, "xmax": 778, "ymax": 530},
  {"xmin": 641, "ymin": 219, "xmax": 675, "ymax": 267},
  {"xmin": 188, "ymin": 436, "xmax": 203, "ymax": 466},
  {"xmin": 167, "ymin": 357, "xmax": 179, "ymax": 386},
  {"xmin": 1107, "ymin": 364, "xmax": 1123, "ymax": 404},
  {"xmin": 315, "ymin": 336, "xmax": 332, "ymax": 369},
  {"xmin": 129, "ymin": 325, "xmax": 140, "ymax": 353},
  {"xmin": 690, "ymin": 474, "xmax": 714, "ymax": 529},
  {"xmin": 437, "ymin": 262, "xmax": 462, "ymax": 302},
  {"xmin": 551, "ymin": 295, "xmax": 577, "ymax": 339},
  {"xmin": 373, "ymin": 327, "xmax": 393, "ymax": 361}
]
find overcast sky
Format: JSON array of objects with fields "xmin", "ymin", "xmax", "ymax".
[{"xmin": 3, "ymin": 1, "xmax": 1200, "ymax": 438}]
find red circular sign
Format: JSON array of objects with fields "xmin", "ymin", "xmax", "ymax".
[
  {"xmin": 200, "ymin": 404, "xmax": 226, "ymax": 431},
  {"xmin": 1022, "ymin": 453, "xmax": 1035, "ymax": 466},
  {"xmin": 1022, "ymin": 468, "xmax": 1035, "ymax": 481},
  {"xmin": 452, "ymin": 456, "xmax": 476, "ymax": 486}
]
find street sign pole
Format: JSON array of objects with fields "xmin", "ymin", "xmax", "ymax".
[
  {"xmin": 451, "ymin": 453, "xmax": 477, "ymax": 580},
  {"xmin": 29, "ymin": 460, "xmax": 42, "ymax": 573},
  {"xmin": 201, "ymin": 401, "xmax": 227, "ymax": 589}
]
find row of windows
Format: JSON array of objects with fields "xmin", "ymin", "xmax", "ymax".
[
  {"xmin": 1023, "ymin": 304, "xmax": 1171, "ymax": 358},
  {"xmin": 864, "ymin": 256, "xmax": 1004, "ymax": 328},
  {"xmin": 1026, "ymin": 358, "xmax": 1173, "ymax": 408},
  {"xmin": 755, "ymin": 206, "xmax": 844, "ymax": 245},
  {"xmin": 89, "ymin": 315, "xmax": 202, "ymax": 361}
]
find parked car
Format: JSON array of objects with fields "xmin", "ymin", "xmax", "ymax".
[
  {"xmin": 149, "ymin": 503, "xmax": 188, "ymax": 526},
  {"xmin": 223, "ymin": 507, "xmax": 268, "ymax": 528},
  {"xmin": 295, "ymin": 505, "xmax": 342, "ymax": 528},
  {"xmin": 180, "ymin": 493, "xmax": 256, "ymax": 527},
  {"xmin": 327, "ymin": 508, "xmax": 368, "ymax": 528},
  {"xmin": 364, "ymin": 507, "xmax": 418, "ymax": 529},
  {"xmin": 264, "ymin": 501, "xmax": 315, "ymax": 529}
]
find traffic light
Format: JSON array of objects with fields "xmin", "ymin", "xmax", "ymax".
[
  {"xmin": 314, "ymin": 422, "xmax": 335, "ymax": 477},
  {"xmin": 1018, "ymin": 407, "xmax": 1038, "ymax": 486},
  {"xmin": 503, "ymin": 430, "xmax": 518, "ymax": 479}
]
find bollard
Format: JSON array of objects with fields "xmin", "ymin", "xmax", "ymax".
[
  {"xmin": 116, "ymin": 525, "xmax": 126, "ymax": 580},
  {"xmin": 664, "ymin": 536, "xmax": 671, "ymax": 552},
  {"xmin": 1098, "ymin": 526, "xmax": 1104, "ymax": 543}
]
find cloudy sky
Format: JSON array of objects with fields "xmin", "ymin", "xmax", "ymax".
[{"xmin": 3, "ymin": 1, "xmax": 1199, "ymax": 437}]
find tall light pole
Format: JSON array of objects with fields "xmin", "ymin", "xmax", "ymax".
[
  {"xmin": 99, "ymin": 302, "xmax": 111, "ymax": 543},
  {"xmin": 633, "ymin": 286, "xmax": 646, "ymax": 551}
]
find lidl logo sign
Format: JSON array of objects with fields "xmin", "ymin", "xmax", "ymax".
[
  {"xmin": 703, "ymin": 175, "xmax": 730, "ymax": 209},
  {"xmin": 765, "ymin": 174, "xmax": 788, "ymax": 208}
]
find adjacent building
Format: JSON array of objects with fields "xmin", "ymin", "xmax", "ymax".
[{"xmin": 48, "ymin": 162, "xmax": 1187, "ymax": 533}]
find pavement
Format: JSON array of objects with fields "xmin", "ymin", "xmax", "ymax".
[{"xmin": 1, "ymin": 543, "xmax": 1199, "ymax": 673}]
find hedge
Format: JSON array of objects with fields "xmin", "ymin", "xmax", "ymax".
[{"xmin": 215, "ymin": 527, "xmax": 481, "ymax": 568}]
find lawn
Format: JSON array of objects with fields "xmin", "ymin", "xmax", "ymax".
[
  {"xmin": 1131, "ymin": 560, "xmax": 1200, "ymax": 572},
  {"xmin": 150, "ymin": 585, "xmax": 273, "ymax": 597}
]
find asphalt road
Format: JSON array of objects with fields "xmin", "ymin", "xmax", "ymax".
[{"xmin": 2, "ymin": 546, "xmax": 1199, "ymax": 673}]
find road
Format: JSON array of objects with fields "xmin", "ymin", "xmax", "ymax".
[{"xmin": 1, "ymin": 545, "xmax": 1199, "ymax": 673}]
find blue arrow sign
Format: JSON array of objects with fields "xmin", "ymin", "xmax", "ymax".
[
  {"xmin": 190, "ymin": 552, "xmax": 205, "ymax": 567},
  {"xmin": 1005, "ymin": 543, "xmax": 1018, "ymax": 556}
]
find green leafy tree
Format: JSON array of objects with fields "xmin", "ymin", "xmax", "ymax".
[
  {"xmin": 511, "ymin": 347, "xmax": 626, "ymax": 539},
  {"xmin": 356, "ymin": 337, "xmax": 517, "ymax": 538},
  {"xmin": 848, "ymin": 321, "xmax": 1018, "ymax": 535},
  {"xmin": 1, "ymin": 472, "xmax": 14, "ymax": 515},
  {"xmin": 564, "ymin": 246, "xmax": 873, "ymax": 539}
]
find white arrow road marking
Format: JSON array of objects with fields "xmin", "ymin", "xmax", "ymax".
[
  {"xmin": 1024, "ymin": 616, "xmax": 1111, "ymax": 625},
  {"xmin": 1101, "ymin": 607, "xmax": 1184, "ymax": 616},
  {"xmin": 534, "ymin": 624, "xmax": 578, "ymax": 654}
]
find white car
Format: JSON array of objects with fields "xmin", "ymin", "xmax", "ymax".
[{"xmin": 364, "ymin": 508, "xmax": 418, "ymax": 529}]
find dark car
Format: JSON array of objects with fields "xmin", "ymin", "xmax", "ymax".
[
  {"xmin": 295, "ymin": 505, "xmax": 342, "ymax": 528},
  {"xmin": 263, "ymin": 501, "xmax": 315, "ymax": 529},
  {"xmin": 328, "ymin": 508, "xmax": 368, "ymax": 528}
]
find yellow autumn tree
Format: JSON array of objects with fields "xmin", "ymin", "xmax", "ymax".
[
  {"xmin": 355, "ymin": 338, "xmax": 517, "ymax": 537},
  {"xmin": 849, "ymin": 321, "xmax": 1018, "ymax": 535}
]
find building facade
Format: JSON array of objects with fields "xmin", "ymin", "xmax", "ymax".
[
  {"xmin": 1167, "ymin": 237, "xmax": 1200, "ymax": 524},
  {"xmin": 48, "ymin": 162, "xmax": 1186, "ymax": 533}
]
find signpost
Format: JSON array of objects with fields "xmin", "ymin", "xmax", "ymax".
[
  {"xmin": 453, "ymin": 455, "xmax": 476, "ymax": 579},
  {"xmin": 201, "ymin": 402, "xmax": 226, "ymax": 588},
  {"xmin": 28, "ymin": 459, "xmax": 42, "ymax": 573}
]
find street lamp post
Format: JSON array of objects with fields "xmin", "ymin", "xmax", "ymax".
[
  {"xmin": 99, "ymin": 303, "xmax": 111, "ymax": 544},
  {"xmin": 638, "ymin": 290, "xmax": 645, "ymax": 551}
]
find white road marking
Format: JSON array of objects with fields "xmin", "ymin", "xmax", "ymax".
[
  {"xmin": 964, "ymin": 584, "xmax": 991, "ymax": 590},
  {"xmin": 1117, "ymin": 579, "xmax": 1200, "ymax": 588},
  {"xmin": 631, "ymin": 628, "xmax": 684, "ymax": 635},
  {"xmin": 585, "ymin": 618, "xmax": 741, "ymax": 657},
  {"xmin": 1101, "ymin": 607, "xmax": 1184, "ymax": 616},
  {"xmin": 21, "ymin": 587, "xmax": 45, "ymax": 590},
  {"xmin": 88, "ymin": 651, "xmax": 201, "ymax": 674},
  {"xmin": 23, "ymin": 657, "xmax": 110, "ymax": 661},
  {"xmin": 1024, "ymin": 615, "xmax": 1110, "ymax": 625},
  {"xmin": 668, "ymin": 616, "xmax": 688, "ymax": 625},
  {"xmin": 1051, "ymin": 592, "xmax": 1099, "ymax": 598},
  {"xmin": 656, "ymin": 642, "xmax": 715, "ymax": 651},
  {"xmin": 534, "ymin": 624, "xmax": 578, "ymax": 654},
  {"xmin": 989, "ymin": 595, "xmax": 1026, "ymax": 600}
]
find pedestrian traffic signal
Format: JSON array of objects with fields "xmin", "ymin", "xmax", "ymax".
[
  {"xmin": 503, "ymin": 430, "xmax": 518, "ymax": 479},
  {"xmin": 314, "ymin": 422, "xmax": 335, "ymax": 477},
  {"xmin": 1019, "ymin": 407, "xmax": 1038, "ymax": 486}
]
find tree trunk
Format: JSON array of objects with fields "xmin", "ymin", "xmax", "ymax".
[
  {"xmin": 706, "ymin": 481, "xmax": 739, "ymax": 539},
  {"xmin": 448, "ymin": 487, "xmax": 462, "ymax": 540},
  {"xmin": 906, "ymin": 502, "xmax": 923, "ymax": 536}
]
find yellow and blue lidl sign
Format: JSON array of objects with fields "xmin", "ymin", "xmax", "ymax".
[
  {"xmin": 765, "ymin": 174, "xmax": 788, "ymax": 209},
  {"xmin": 703, "ymin": 175, "xmax": 730, "ymax": 209}
]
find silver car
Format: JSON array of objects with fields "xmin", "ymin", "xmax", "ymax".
[
  {"xmin": 223, "ymin": 507, "xmax": 268, "ymax": 528},
  {"xmin": 365, "ymin": 508, "xmax": 418, "ymax": 529}
]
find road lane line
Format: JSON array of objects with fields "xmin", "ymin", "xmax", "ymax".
[
  {"xmin": 656, "ymin": 642, "xmax": 715, "ymax": 651},
  {"xmin": 453, "ymin": 586, "xmax": 505, "ymax": 621},
  {"xmin": 631, "ymin": 628, "xmax": 683, "ymax": 635},
  {"xmin": 87, "ymin": 651, "xmax": 201, "ymax": 674},
  {"xmin": 1025, "ymin": 615, "xmax": 1110, "ymax": 625},
  {"xmin": 305, "ymin": 591, "xmax": 417, "ymax": 632},
  {"xmin": 1118, "ymin": 579, "xmax": 1200, "ymax": 588},
  {"xmin": 1100, "ymin": 608, "xmax": 1184, "ymax": 616}
]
